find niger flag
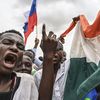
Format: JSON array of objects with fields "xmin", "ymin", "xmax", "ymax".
[{"xmin": 63, "ymin": 11, "xmax": 100, "ymax": 100}]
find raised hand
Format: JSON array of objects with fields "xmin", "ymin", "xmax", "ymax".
[
  {"xmin": 34, "ymin": 38, "xmax": 39, "ymax": 48},
  {"xmin": 41, "ymin": 24, "xmax": 57, "ymax": 54},
  {"xmin": 35, "ymin": 38, "xmax": 39, "ymax": 45},
  {"xmin": 39, "ymin": 24, "xmax": 57, "ymax": 100},
  {"xmin": 48, "ymin": 31, "xmax": 54, "ymax": 38},
  {"xmin": 73, "ymin": 16, "xmax": 80, "ymax": 23},
  {"xmin": 58, "ymin": 36, "xmax": 65, "ymax": 44}
]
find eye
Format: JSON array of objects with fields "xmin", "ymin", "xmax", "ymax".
[
  {"xmin": 17, "ymin": 42, "xmax": 25, "ymax": 50},
  {"xmin": 24, "ymin": 62, "xmax": 32, "ymax": 68},
  {"xmin": 2, "ymin": 39, "xmax": 14, "ymax": 45}
]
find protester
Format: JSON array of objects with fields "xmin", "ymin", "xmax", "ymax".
[
  {"xmin": 0, "ymin": 30, "xmax": 38, "ymax": 100},
  {"xmin": 38, "ymin": 24, "xmax": 70, "ymax": 100},
  {"xmin": 15, "ymin": 38, "xmax": 42, "ymax": 75},
  {"xmin": 61, "ymin": 51, "xmax": 66, "ymax": 63},
  {"xmin": 32, "ymin": 38, "xmax": 42, "ymax": 70},
  {"xmin": 15, "ymin": 49, "xmax": 35, "ymax": 74}
]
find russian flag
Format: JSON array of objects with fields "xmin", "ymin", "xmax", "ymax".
[{"xmin": 23, "ymin": 0, "xmax": 37, "ymax": 44}]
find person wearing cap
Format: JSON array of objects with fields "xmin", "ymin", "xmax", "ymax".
[{"xmin": 35, "ymin": 25, "xmax": 69, "ymax": 100}]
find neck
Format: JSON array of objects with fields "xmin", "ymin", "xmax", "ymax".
[
  {"xmin": 0, "ymin": 73, "xmax": 16, "ymax": 92},
  {"xmin": 0, "ymin": 73, "xmax": 12, "ymax": 85}
]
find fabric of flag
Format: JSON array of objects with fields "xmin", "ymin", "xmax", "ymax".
[
  {"xmin": 77, "ymin": 63, "xmax": 100, "ymax": 99},
  {"xmin": 63, "ymin": 11, "xmax": 100, "ymax": 100},
  {"xmin": 60, "ymin": 16, "xmax": 80, "ymax": 38},
  {"xmin": 23, "ymin": 0, "xmax": 37, "ymax": 44},
  {"xmin": 82, "ymin": 89, "xmax": 98, "ymax": 100},
  {"xmin": 60, "ymin": 21, "xmax": 77, "ymax": 37}
]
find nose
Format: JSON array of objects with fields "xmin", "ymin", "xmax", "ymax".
[
  {"xmin": 54, "ymin": 53, "xmax": 58, "ymax": 58},
  {"xmin": 22, "ymin": 64, "xmax": 26, "ymax": 69},
  {"xmin": 9, "ymin": 44, "xmax": 18, "ymax": 53}
]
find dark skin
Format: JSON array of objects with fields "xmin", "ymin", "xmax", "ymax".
[
  {"xmin": 38, "ymin": 24, "xmax": 57, "ymax": 100},
  {"xmin": 15, "ymin": 50, "xmax": 33, "ymax": 74},
  {"xmin": 34, "ymin": 38, "xmax": 39, "ymax": 48},
  {"xmin": 40, "ymin": 26, "xmax": 64, "ymax": 76},
  {"xmin": 59, "ymin": 16, "xmax": 80, "ymax": 44},
  {"xmin": 58, "ymin": 36, "xmax": 65, "ymax": 44},
  {"xmin": 72, "ymin": 16, "xmax": 80, "ymax": 23},
  {"xmin": 53, "ymin": 50, "xmax": 64, "ymax": 76},
  {"xmin": 0, "ymin": 32, "xmax": 24, "ymax": 92},
  {"xmin": 39, "ymin": 25, "xmax": 65, "ymax": 100},
  {"xmin": 15, "ymin": 37, "xmax": 39, "ymax": 74}
]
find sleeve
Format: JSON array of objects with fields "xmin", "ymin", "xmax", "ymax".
[
  {"xmin": 34, "ymin": 70, "xmax": 42, "ymax": 89},
  {"xmin": 32, "ymin": 48, "xmax": 37, "ymax": 54},
  {"xmin": 30, "ymin": 78, "xmax": 39, "ymax": 100},
  {"xmin": 34, "ymin": 58, "xmax": 42, "ymax": 69}
]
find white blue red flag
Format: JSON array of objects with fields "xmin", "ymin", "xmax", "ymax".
[{"xmin": 23, "ymin": 0, "xmax": 37, "ymax": 44}]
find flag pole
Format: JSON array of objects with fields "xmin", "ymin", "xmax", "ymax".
[{"xmin": 36, "ymin": 0, "xmax": 38, "ymax": 39}]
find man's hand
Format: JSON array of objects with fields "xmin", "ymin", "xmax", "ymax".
[
  {"xmin": 73, "ymin": 16, "xmax": 80, "ymax": 23},
  {"xmin": 39, "ymin": 24, "xmax": 56, "ymax": 100},
  {"xmin": 40, "ymin": 24, "xmax": 57, "ymax": 54},
  {"xmin": 58, "ymin": 36, "xmax": 65, "ymax": 44},
  {"xmin": 35, "ymin": 38, "xmax": 39, "ymax": 45},
  {"xmin": 34, "ymin": 38, "xmax": 39, "ymax": 48}
]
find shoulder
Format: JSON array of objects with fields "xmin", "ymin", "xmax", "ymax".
[
  {"xmin": 34, "ymin": 69, "xmax": 42, "ymax": 78},
  {"xmin": 16, "ymin": 72, "xmax": 37, "ymax": 89},
  {"xmin": 60, "ymin": 59, "xmax": 70, "ymax": 67},
  {"xmin": 13, "ymin": 73, "xmax": 38, "ymax": 100},
  {"xmin": 62, "ymin": 59, "xmax": 70, "ymax": 67},
  {"xmin": 16, "ymin": 72, "xmax": 34, "ymax": 82},
  {"xmin": 35, "ymin": 69, "xmax": 42, "ymax": 74}
]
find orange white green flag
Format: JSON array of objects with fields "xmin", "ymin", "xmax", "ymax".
[{"xmin": 63, "ymin": 11, "xmax": 100, "ymax": 100}]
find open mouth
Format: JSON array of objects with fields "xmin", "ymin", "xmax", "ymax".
[{"xmin": 4, "ymin": 53, "xmax": 17, "ymax": 68}]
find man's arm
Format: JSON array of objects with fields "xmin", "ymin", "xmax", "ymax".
[
  {"xmin": 34, "ymin": 38, "xmax": 39, "ymax": 48},
  {"xmin": 38, "ymin": 24, "xmax": 57, "ymax": 100}
]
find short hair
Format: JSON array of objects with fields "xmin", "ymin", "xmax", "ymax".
[
  {"xmin": 26, "ymin": 49, "xmax": 35, "ymax": 56},
  {"xmin": 0, "ymin": 29, "xmax": 23, "ymax": 38},
  {"xmin": 24, "ymin": 49, "xmax": 35, "ymax": 61}
]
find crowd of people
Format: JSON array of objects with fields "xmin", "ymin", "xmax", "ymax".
[
  {"xmin": 0, "ymin": 16, "xmax": 100, "ymax": 100},
  {"xmin": 0, "ymin": 24, "xmax": 68, "ymax": 100}
]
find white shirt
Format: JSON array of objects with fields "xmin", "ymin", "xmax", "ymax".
[
  {"xmin": 14, "ymin": 73, "xmax": 38, "ymax": 100},
  {"xmin": 32, "ymin": 48, "xmax": 42, "ymax": 70},
  {"xmin": 34, "ymin": 60, "xmax": 70, "ymax": 100}
]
